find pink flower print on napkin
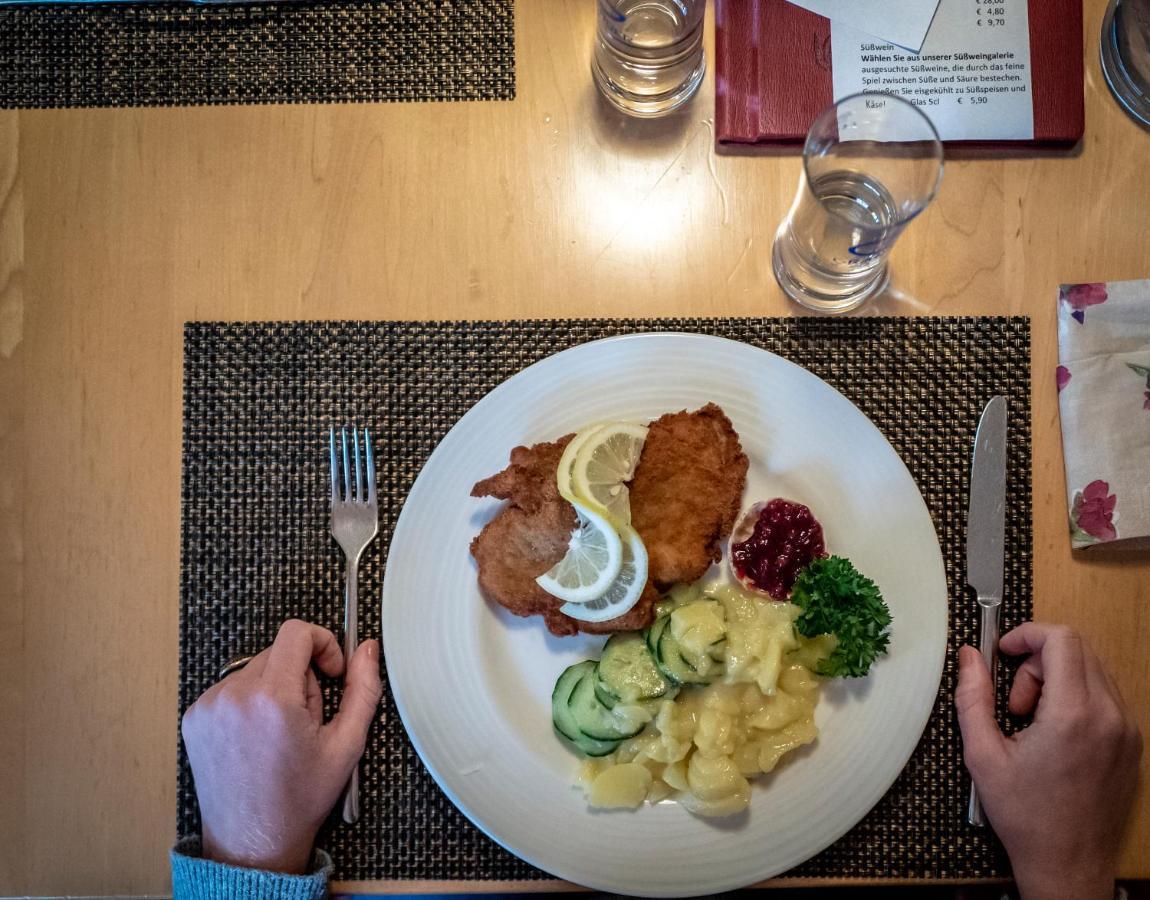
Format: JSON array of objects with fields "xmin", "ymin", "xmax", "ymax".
[
  {"xmin": 1070, "ymin": 479, "xmax": 1118, "ymax": 544},
  {"xmin": 1059, "ymin": 283, "xmax": 1108, "ymax": 324},
  {"xmin": 1056, "ymin": 366, "xmax": 1071, "ymax": 392},
  {"xmin": 1127, "ymin": 363, "xmax": 1150, "ymax": 410}
]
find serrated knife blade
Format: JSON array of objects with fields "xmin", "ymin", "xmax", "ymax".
[{"xmin": 966, "ymin": 395, "xmax": 1007, "ymax": 827}]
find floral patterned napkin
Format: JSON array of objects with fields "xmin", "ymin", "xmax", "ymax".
[{"xmin": 1057, "ymin": 278, "xmax": 1150, "ymax": 549}]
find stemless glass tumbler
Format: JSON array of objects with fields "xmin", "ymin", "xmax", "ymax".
[
  {"xmin": 592, "ymin": 0, "xmax": 706, "ymax": 117},
  {"xmin": 772, "ymin": 93, "xmax": 944, "ymax": 314},
  {"xmin": 1101, "ymin": 0, "xmax": 1150, "ymax": 127}
]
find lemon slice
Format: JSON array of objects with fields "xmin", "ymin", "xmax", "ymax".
[
  {"xmin": 570, "ymin": 422, "xmax": 649, "ymax": 525},
  {"xmin": 560, "ymin": 524, "xmax": 648, "ymax": 623},
  {"xmin": 536, "ymin": 500, "xmax": 624, "ymax": 603},
  {"xmin": 556, "ymin": 426, "xmax": 602, "ymax": 505}
]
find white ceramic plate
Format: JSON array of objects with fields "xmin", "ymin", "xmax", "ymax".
[{"xmin": 381, "ymin": 333, "xmax": 947, "ymax": 897}]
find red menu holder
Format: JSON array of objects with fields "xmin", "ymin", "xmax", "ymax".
[{"xmin": 715, "ymin": 0, "xmax": 1084, "ymax": 147}]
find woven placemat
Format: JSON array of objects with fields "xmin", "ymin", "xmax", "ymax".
[
  {"xmin": 179, "ymin": 317, "xmax": 1032, "ymax": 882},
  {"xmin": 0, "ymin": 0, "xmax": 514, "ymax": 110}
]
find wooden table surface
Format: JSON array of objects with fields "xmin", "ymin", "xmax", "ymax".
[{"xmin": 2, "ymin": 0, "xmax": 1149, "ymax": 893}]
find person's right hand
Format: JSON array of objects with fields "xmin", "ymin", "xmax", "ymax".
[
  {"xmin": 956, "ymin": 622, "xmax": 1142, "ymax": 900},
  {"xmin": 182, "ymin": 619, "xmax": 382, "ymax": 875}
]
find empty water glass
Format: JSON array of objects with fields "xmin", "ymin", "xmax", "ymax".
[
  {"xmin": 592, "ymin": 0, "xmax": 706, "ymax": 117},
  {"xmin": 1101, "ymin": 0, "xmax": 1150, "ymax": 127},
  {"xmin": 772, "ymin": 93, "xmax": 944, "ymax": 314}
]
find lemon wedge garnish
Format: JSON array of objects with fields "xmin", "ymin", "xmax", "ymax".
[
  {"xmin": 549, "ymin": 420, "xmax": 650, "ymax": 617},
  {"xmin": 556, "ymin": 426, "xmax": 601, "ymax": 505},
  {"xmin": 560, "ymin": 524, "xmax": 648, "ymax": 622},
  {"xmin": 570, "ymin": 422, "xmax": 649, "ymax": 526},
  {"xmin": 536, "ymin": 500, "xmax": 624, "ymax": 603}
]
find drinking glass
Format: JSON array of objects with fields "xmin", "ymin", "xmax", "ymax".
[
  {"xmin": 1101, "ymin": 0, "xmax": 1150, "ymax": 127},
  {"xmin": 592, "ymin": 0, "xmax": 706, "ymax": 117},
  {"xmin": 772, "ymin": 93, "xmax": 944, "ymax": 314}
]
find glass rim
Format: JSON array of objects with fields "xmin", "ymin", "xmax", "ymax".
[
  {"xmin": 802, "ymin": 91, "xmax": 945, "ymax": 228},
  {"xmin": 1099, "ymin": 0, "xmax": 1150, "ymax": 128}
]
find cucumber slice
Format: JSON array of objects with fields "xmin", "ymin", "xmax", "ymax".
[
  {"xmin": 598, "ymin": 633, "xmax": 669, "ymax": 703},
  {"xmin": 594, "ymin": 677, "xmax": 619, "ymax": 710},
  {"xmin": 570, "ymin": 666, "xmax": 647, "ymax": 741},
  {"xmin": 575, "ymin": 734, "xmax": 623, "ymax": 757},
  {"xmin": 647, "ymin": 615, "xmax": 686, "ymax": 684},
  {"xmin": 646, "ymin": 614, "xmax": 671, "ymax": 659},
  {"xmin": 552, "ymin": 660, "xmax": 595, "ymax": 741},
  {"xmin": 657, "ymin": 620, "xmax": 718, "ymax": 685},
  {"xmin": 552, "ymin": 661, "xmax": 621, "ymax": 756},
  {"xmin": 668, "ymin": 598, "xmax": 727, "ymax": 658}
]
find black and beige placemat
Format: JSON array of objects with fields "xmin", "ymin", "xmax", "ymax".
[
  {"xmin": 179, "ymin": 317, "xmax": 1031, "ymax": 882},
  {"xmin": 0, "ymin": 0, "xmax": 514, "ymax": 110}
]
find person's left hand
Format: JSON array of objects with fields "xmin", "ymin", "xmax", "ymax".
[{"xmin": 182, "ymin": 619, "xmax": 382, "ymax": 874}]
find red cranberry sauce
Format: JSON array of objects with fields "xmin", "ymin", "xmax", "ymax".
[{"xmin": 730, "ymin": 499, "xmax": 827, "ymax": 600}]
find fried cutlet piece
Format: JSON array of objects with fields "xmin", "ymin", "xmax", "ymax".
[
  {"xmin": 629, "ymin": 403, "xmax": 749, "ymax": 588},
  {"xmin": 470, "ymin": 437, "xmax": 658, "ymax": 637},
  {"xmin": 542, "ymin": 583, "xmax": 660, "ymax": 637},
  {"xmin": 471, "ymin": 436, "xmax": 573, "ymax": 515}
]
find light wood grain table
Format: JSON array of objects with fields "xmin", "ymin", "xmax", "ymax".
[{"xmin": 1, "ymin": 0, "xmax": 1148, "ymax": 893}]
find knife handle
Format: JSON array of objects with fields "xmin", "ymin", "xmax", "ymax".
[{"xmin": 967, "ymin": 600, "xmax": 1001, "ymax": 827}]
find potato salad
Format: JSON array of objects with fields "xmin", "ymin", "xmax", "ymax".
[{"xmin": 552, "ymin": 583, "xmax": 836, "ymax": 818}]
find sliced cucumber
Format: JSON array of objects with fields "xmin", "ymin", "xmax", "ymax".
[
  {"xmin": 594, "ymin": 677, "xmax": 619, "ymax": 709},
  {"xmin": 657, "ymin": 620, "xmax": 720, "ymax": 685},
  {"xmin": 570, "ymin": 666, "xmax": 648, "ymax": 741},
  {"xmin": 647, "ymin": 615, "xmax": 686, "ymax": 684},
  {"xmin": 646, "ymin": 614, "xmax": 671, "ymax": 659},
  {"xmin": 575, "ymin": 730, "xmax": 623, "ymax": 757},
  {"xmin": 597, "ymin": 633, "xmax": 669, "ymax": 703},
  {"xmin": 552, "ymin": 661, "xmax": 592, "ymax": 741},
  {"xmin": 552, "ymin": 661, "xmax": 620, "ymax": 756},
  {"xmin": 668, "ymin": 598, "xmax": 727, "ymax": 658}
]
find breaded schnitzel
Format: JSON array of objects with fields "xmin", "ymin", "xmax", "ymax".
[
  {"xmin": 470, "ymin": 404, "xmax": 746, "ymax": 636},
  {"xmin": 469, "ymin": 437, "xmax": 659, "ymax": 636},
  {"xmin": 630, "ymin": 403, "xmax": 748, "ymax": 588}
]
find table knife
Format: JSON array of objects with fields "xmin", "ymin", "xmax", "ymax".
[{"xmin": 966, "ymin": 395, "xmax": 1008, "ymax": 827}]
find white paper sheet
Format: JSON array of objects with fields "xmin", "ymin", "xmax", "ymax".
[
  {"xmin": 785, "ymin": 0, "xmax": 942, "ymax": 52},
  {"xmin": 831, "ymin": 0, "xmax": 1034, "ymax": 141}
]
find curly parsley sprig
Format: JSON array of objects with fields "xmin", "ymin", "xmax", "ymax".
[{"xmin": 791, "ymin": 556, "xmax": 892, "ymax": 678}]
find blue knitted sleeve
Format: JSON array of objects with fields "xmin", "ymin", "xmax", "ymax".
[{"xmin": 170, "ymin": 837, "xmax": 332, "ymax": 899}]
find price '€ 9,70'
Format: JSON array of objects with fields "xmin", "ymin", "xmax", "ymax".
[{"xmin": 975, "ymin": 0, "xmax": 1007, "ymax": 27}]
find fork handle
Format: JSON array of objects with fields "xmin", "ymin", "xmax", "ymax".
[
  {"xmin": 342, "ymin": 761, "xmax": 361, "ymax": 824},
  {"xmin": 341, "ymin": 565, "xmax": 361, "ymax": 824}
]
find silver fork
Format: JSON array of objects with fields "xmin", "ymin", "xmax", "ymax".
[{"xmin": 329, "ymin": 425, "xmax": 379, "ymax": 824}]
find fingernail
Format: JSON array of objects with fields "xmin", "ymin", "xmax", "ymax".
[{"xmin": 366, "ymin": 640, "xmax": 379, "ymax": 660}]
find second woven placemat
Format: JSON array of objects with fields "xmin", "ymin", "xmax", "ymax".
[
  {"xmin": 0, "ymin": 0, "xmax": 514, "ymax": 110},
  {"xmin": 179, "ymin": 316, "xmax": 1031, "ymax": 882}
]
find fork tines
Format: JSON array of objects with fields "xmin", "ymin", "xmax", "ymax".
[{"xmin": 329, "ymin": 425, "xmax": 376, "ymax": 505}]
